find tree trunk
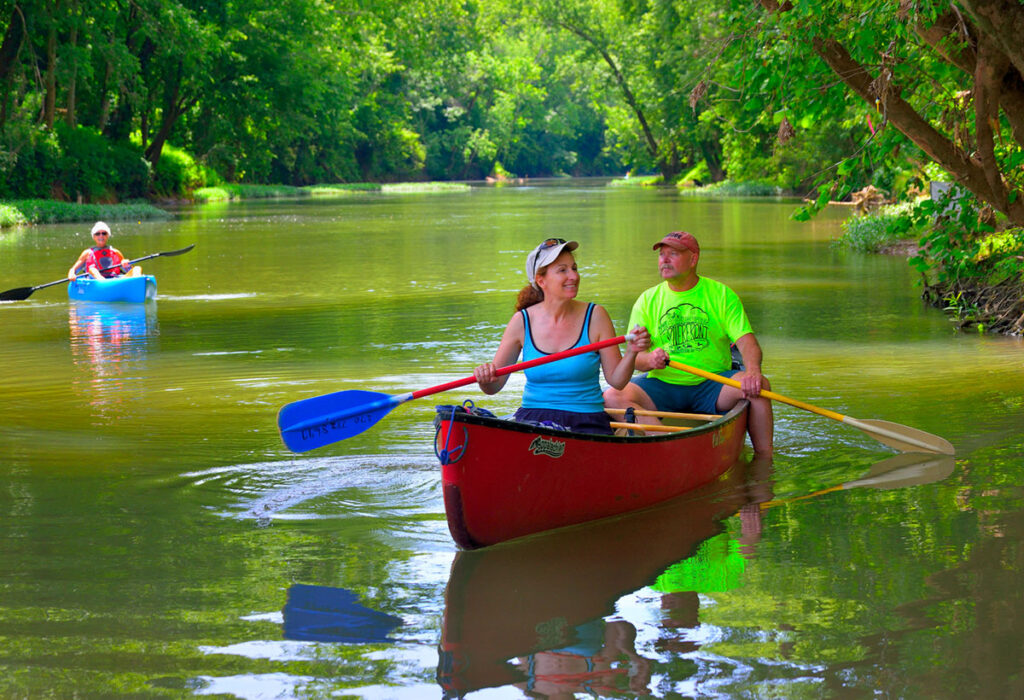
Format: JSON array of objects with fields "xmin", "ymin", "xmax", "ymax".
[
  {"xmin": 42, "ymin": 18, "xmax": 56, "ymax": 128},
  {"xmin": 698, "ymin": 139, "xmax": 725, "ymax": 183},
  {"xmin": 959, "ymin": 0, "xmax": 1024, "ymax": 79},
  {"xmin": 63, "ymin": 1, "xmax": 78, "ymax": 128},
  {"xmin": 811, "ymin": 36, "xmax": 1024, "ymax": 227},
  {"xmin": 0, "ymin": 5, "xmax": 27, "ymax": 130},
  {"xmin": 97, "ymin": 57, "xmax": 112, "ymax": 132},
  {"xmin": 103, "ymin": 3, "xmax": 147, "ymax": 141},
  {"xmin": 915, "ymin": 9, "xmax": 1024, "ymax": 161},
  {"xmin": 65, "ymin": 15, "xmax": 78, "ymax": 128},
  {"xmin": 0, "ymin": 4, "xmax": 26, "ymax": 85},
  {"xmin": 555, "ymin": 19, "xmax": 679, "ymax": 181},
  {"xmin": 143, "ymin": 63, "xmax": 198, "ymax": 170}
]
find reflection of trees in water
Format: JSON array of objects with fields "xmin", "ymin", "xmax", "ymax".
[
  {"xmin": 438, "ymin": 452, "xmax": 971, "ymax": 698},
  {"xmin": 68, "ymin": 302, "xmax": 158, "ymax": 418},
  {"xmin": 845, "ymin": 495, "xmax": 1024, "ymax": 698}
]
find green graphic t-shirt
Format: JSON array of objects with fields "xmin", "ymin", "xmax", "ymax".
[{"xmin": 627, "ymin": 277, "xmax": 753, "ymax": 385}]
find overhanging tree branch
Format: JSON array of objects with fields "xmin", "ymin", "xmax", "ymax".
[{"xmin": 758, "ymin": 0, "xmax": 1024, "ymax": 226}]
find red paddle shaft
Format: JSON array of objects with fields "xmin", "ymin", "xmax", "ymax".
[{"xmin": 408, "ymin": 333, "xmax": 634, "ymax": 401}]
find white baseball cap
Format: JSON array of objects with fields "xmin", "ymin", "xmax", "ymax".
[{"xmin": 525, "ymin": 238, "xmax": 579, "ymax": 288}]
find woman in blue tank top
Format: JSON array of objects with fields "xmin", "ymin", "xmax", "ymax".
[{"xmin": 473, "ymin": 238, "xmax": 650, "ymax": 434}]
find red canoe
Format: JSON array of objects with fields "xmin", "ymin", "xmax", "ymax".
[{"xmin": 434, "ymin": 401, "xmax": 749, "ymax": 549}]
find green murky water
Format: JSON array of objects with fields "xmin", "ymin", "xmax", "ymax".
[{"xmin": 1, "ymin": 181, "xmax": 1022, "ymax": 698}]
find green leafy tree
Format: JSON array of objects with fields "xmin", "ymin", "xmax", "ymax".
[
  {"xmin": 732, "ymin": 0, "xmax": 1024, "ymax": 225},
  {"xmin": 526, "ymin": 0, "xmax": 680, "ymax": 179}
]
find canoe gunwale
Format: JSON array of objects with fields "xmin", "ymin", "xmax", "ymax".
[{"xmin": 435, "ymin": 399, "xmax": 747, "ymax": 445}]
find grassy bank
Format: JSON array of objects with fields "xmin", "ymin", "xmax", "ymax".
[
  {"xmin": 193, "ymin": 181, "xmax": 471, "ymax": 202},
  {"xmin": 0, "ymin": 200, "xmax": 172, "ymax": 228},
  {"xmin": 679, "ymin": 180, "xmax": 785, "ymax": 197},
  {"xmin": 832, "ymin": 202, "xmax": 921, "ymax": 253},
  {"xmin": 1, "ymin": 181, "xmax": 475, "ymax": 227}
]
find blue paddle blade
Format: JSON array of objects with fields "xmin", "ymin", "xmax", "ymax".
[
  {"xmin": 278, "ymin": 389, "xmax": 399, "ymax": 452},
  {"xmin": 282, "ymin": 584, "xmax": 402, "ymax": 643}
]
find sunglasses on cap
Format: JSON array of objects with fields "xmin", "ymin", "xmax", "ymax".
[{"xmin": 532, "ymin": 238, "xmax": 569, "ymax": 278}]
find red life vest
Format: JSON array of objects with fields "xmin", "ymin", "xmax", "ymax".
[{"xmin": 85, "ymin": 246, "xmax": 125, "ymax": 278}]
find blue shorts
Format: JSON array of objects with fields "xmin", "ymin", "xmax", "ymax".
[
  {"xmin": 631, "ymin": 370, "xmax": 740, "ymax": 415},
  {"xmin": 514, "ymin": 407, "xmax": 613, "ymax": 435}
]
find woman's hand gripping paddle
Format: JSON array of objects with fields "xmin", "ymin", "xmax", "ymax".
[
  {"xmin": 668, "ymin": 360, "xmax": 955, "ymax": 455},
  {"xmin": 278, "ymin": 334, "xmax": 634, "ymax": 452}
]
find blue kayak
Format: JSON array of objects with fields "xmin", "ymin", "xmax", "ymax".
[{"xmin": 67, "ymin": 275, "xmax": 157, "ymax": 303}]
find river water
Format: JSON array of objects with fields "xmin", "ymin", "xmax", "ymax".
[{"xmin": 1, "ymin": 181, "xmax": 1022, "ymax": 698}]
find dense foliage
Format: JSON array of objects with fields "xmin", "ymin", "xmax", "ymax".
[
  {"xmin": 1, "ymin": 0, "xmax": 1022, "ymax": 333},
  {"xmin": 1, "ymin": 1, "xmax": 1021, "ymax": 209}
]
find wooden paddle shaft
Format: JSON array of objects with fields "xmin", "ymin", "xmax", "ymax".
[
  {"xmin": 605, "ymin": 407, "xmax": 721, "ymax": 421},
  {"xmin": 609, "ymin": 421, "xmax": 689, "ymax": 433},
  {"xmin": 668, "ymin": 360, "xmax": 846, "ymax": 421},
  {"xmin": 668, "ymin": 360, "xmax": 954, "ymax": 455}
]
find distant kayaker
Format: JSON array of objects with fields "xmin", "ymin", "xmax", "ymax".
[
  {"xmin": 67, "ymin": 221, "xmax": 143, "ymax": 281},
  {"xmin": 603, "ymin": 231, "xmax": 774, "ymax": 455},
  {"xmin": 473, "ymin": 238, "xmax": 651, "ymax": 434}
]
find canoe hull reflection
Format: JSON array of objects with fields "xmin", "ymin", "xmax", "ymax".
[{"xmin": 437, "ymin": 456, "xmax": 763, "ymax": 697}]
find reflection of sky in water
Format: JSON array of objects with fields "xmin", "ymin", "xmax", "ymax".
[{"xmin": 68, "ymin": 302, "xmax": 157, "ymax": 419}]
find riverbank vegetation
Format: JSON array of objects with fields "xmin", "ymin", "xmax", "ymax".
[
  {"xmin": 191, "ymin": 182, "xmax": 470, "ymax": 202},
  {"xmin": 837, "ymin": 194, "xmax": 1024, "ymax": 335},
  {"xmin": 1, "ymin": 0, "xmax": 1021, "ymax": 333},
  {"xmin": 0, "ymin": 199, "xmax": 170, "ymax": 228}
]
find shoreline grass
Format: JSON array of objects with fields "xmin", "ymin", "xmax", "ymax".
[
  {"xmin": 678, "ymin": 180, "xmax": 786, "ymax": 197},
  {"xmin": 833, "ymin": 202, "xmax": 921, "ymax": 253},
  {"xmin": 0, "ymin": 199, "xmax": 172, "ymax": 228},
  {"xmin": 379, "ymin": 182, "xmax": 471, "ymax": 193},
  {"xmin": 193, "ymin": 181, "xmax": 471, "ymax": 203},
  {"xmin": 607, "ymin": 175, "xmax": 663, "ymax": 188}
]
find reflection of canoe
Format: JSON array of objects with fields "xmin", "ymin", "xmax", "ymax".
[
  {"xmin": 67, "ymin": 275, "xmax": 156, "ymax": 303},
  {"xmin": 68, "ymin": 301, "xmax": 156, "ymax": 348},
  {"xmin": 437, "ymin": 457, "xmax": 757, "ymax": 697},
  {"xmin": 434, "ymin": 401, "xmax": 749, "ymax": 549}
]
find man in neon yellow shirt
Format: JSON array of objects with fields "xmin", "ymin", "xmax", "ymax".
[{"xmin": 604, "ymin": 231, "xmax": 773, "ymax": 455}]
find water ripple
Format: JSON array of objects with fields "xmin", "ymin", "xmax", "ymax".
[{"xmin": 182, "ymin": 454, "xmax": 441, "ymax": 524}]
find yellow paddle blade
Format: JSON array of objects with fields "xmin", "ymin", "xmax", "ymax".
[{"xmin": 843, "ymin": 418, "xmax": 955, "ymax": 455}]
